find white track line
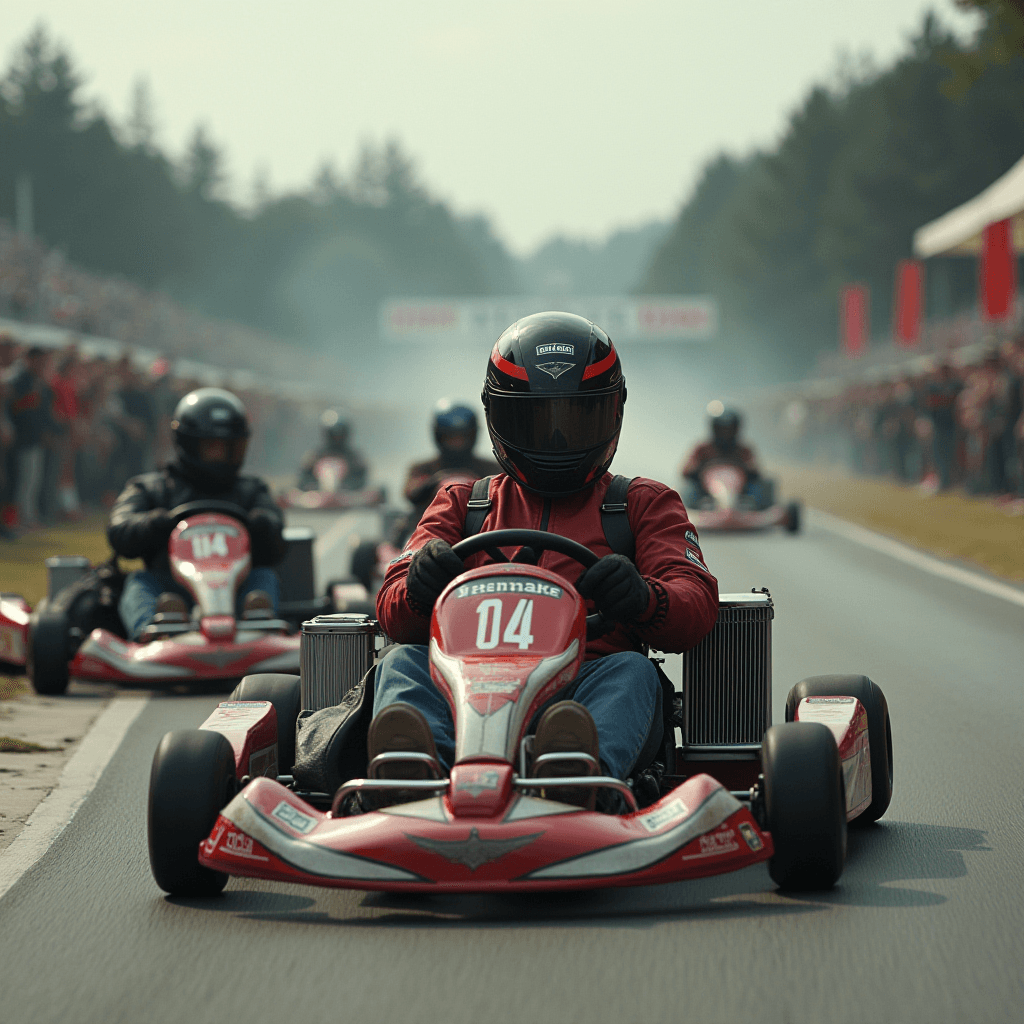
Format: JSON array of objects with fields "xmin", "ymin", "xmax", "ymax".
[
  {"xmin": 0, "ymin": 696, "xmax": 148, "ymax": 903},
  {"xmin": 809, "ymin": 508, "xmax": 1024, "ymax": 609}
]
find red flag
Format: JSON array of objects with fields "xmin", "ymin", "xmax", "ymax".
[
  {"xmin": 840, "ymin": 284, "xmax": 869, "ymax": 357},
  {"xmin": 980, "ymin": 219, "xmax": 1017, "ymax": 321},
  {"xmin": 893, "ymin": 259, "xmax": 924, "ymax": 347}
]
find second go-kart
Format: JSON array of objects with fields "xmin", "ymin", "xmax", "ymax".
[
  {"xmin": 687, "ymin": 462, "xmax": 801, "ymax": 533},
  {"xmin": 148, "ymin": 528, "xmax": 892, "ymax": 897},
  {"xmin": 279, "ymin": 456, "xmax": 385, "ymax": 511},
  {"xmin": 25, "ymin": 501, "xmax": 306, "ymax": 695}
]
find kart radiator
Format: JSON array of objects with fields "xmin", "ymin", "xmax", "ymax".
[
  {"xmin": 679, "ymin": 592, "xmax": 773, "ymax": 752},
  {"xmin": 300, "ymin": 613, "xmax": 377, "ymax": 711}
]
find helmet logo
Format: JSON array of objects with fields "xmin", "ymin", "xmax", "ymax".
[
  {"xmin": 536, "ymin": 361, "xmax": 575, "ymax": 379},
  {"xmin": 535, "ymin": 343, "xmax": 574, "ymax": 356}
]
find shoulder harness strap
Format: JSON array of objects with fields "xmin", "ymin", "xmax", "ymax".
[
  {"xmin": 463, "ymin": 475, "xmax": 494, "ymax": 537},
  {"xmin": 600, "ymin": 475, "xmax": 635, "ymax": 560}
]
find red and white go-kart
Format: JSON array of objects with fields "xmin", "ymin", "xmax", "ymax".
[
  {"xmin": 279, "ymin": 456, "xmax": 385, "ymax": 511},
  {"xmin": 148, "ymin": 528, "xmax": 892, "ymax": 898},
  {"xmin": 687, "ymin": 462, "xmax": 801, "ymax": 533},
  {"xmin": 20, "ymin": 501, "xmax": 303, "ymax": 694}
]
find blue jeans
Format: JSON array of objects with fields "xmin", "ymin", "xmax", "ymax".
[
  {"xmin": 119, "ymin": 567, "xmax": 280, "ymax": 640},
  {"xmin": 373, "ymin": 645, "xmax": 659, "ymax": 779}
]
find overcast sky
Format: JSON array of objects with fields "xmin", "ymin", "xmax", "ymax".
[{"xmin": 3, "ymin": 1, "xmax": 978, "ymax": 255}]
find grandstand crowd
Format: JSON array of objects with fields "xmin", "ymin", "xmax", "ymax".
[{"xmin": 782, "ymin": 335, "xmax": 1024, "ymax": 500}]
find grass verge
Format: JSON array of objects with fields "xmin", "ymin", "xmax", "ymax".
[
  {"xmin": 777, "ymin": 465, "xmax": 1024, "ymax": 583},
  {"xmin": 0, "ymin": 736, "xmax": 62, "ymax": 753}
]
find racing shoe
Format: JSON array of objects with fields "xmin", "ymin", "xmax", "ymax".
[
  {"xmin": 361, "ymin": 703, "xmax": 442, "ymax": 809},
  {"xmin": 241, "ymin": 590, "xmax": 274, "ymax": 620},
  {"xmin": 530, "ymin": 700, "xmax": 600, "ymax": 811},
  {"xmin": 153, "ymin": 592, "xmax": 188, "ymax": 622}
]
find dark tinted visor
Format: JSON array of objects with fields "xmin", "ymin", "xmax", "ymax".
[{"xmin": 487, "ymin": 388, "xmax": 622, "ymax": 452}]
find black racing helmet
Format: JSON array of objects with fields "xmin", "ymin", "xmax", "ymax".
[
  {"xmin": 482, "ymin": 311, "xmax": 626, "ymax": 495},
  {"xmin": 433, "ymin": 399, "xmax": 478, "ymax": 461},
  {"xmin": 170, "ymin": 387, "xmax": 250, "ymax": 490},
  {"xmin": 320, "ymin": 409, "xmax": 351, "ymax": 451},
  {"xmin": 708, "ymin": 401, "xmax": 742, "ymax": 451}
]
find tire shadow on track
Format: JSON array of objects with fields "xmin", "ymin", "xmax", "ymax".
[{"xmin": 781, "ymin": 820, "xmax": 990, "ymax": 910}]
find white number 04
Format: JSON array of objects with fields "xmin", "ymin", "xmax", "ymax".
[{"xmin": 474, "ymin": 598, "xmax": 534, "ymax": 651}]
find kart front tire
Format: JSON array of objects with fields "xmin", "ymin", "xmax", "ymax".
[
  {"xmin": 762, "ymin": 721, "xmax": 846, "ymax": 891},
  {"xmin": 27, "ymin": 607, "xmax": 70, "ymax": 695},
  {"xmin": 230, "ymin": 673, "xmax": 301, "ymax": 774},
  {"xmin": 785, "ymin": 674, "xmax": 892, "ymax": 825},
  {"xmin": 148, "ymin": 730, "xmax": 236, "ymax": 897}
]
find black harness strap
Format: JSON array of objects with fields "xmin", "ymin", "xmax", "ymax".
[
  {"xmin": 463, "ymin": 475, "xmax": 493, "ymax": 537},
  {"xmin": 600, "ymin": 474, "xmax": 636, "ymax": 560}
]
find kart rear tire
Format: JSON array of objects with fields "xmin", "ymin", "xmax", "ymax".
[
  {"xmin": 27, "ymin": 606, "xmax": 70, "ymax": 695},
  {"xmin": 784, "ymin": 501, "xmax": 802, "ymax": 534},
  {"xmin": 230, "ymin": 673, "xmax": 301, "ymax": 774},
  {"xmin": 148, "ymin": 730, "xmax": 236, "ymax": 896},
  {"xmin": 785, "ymin": 674, "xmax": 893, "ymax": 825},
  {"xmin": 762, "ymin": 721, "xmax": 846, "ymax": 891}
]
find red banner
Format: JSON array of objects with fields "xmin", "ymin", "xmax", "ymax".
[
  {"xmin": 980, "ymin": 219, "xmax": 1017, "ymax": 321},
  {"xmin": 893, "ymin": 259, "xmax": 924, "ymax": 347},
  {"xmin": 840, "ymin": 284, "xmax": 869, "ymax": 357}
]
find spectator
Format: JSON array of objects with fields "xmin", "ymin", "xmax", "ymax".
[
  {"xmin": 920, "ymin": 361, "xmax": 963, "ymax": 490},
  {"xmin": 6, "ymin": 346, "xmax": 54, "ymax": 528}
]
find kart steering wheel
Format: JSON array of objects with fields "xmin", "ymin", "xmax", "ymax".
[
  {"xmin": 451, "ymin": 529, "xmax": 611, "ymax": 638},
  {"xmin": 168, "ymin": 499, "xmax": 251, "ymax": 524}
]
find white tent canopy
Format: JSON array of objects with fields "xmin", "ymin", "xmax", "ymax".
[{"xmin": 913, "ymin": 153, "xmax": 1024, "ymax": 258}]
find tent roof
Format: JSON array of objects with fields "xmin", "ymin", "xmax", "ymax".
[{"xmin": 913, "ymin": 153, "xmax": 1024, "ymax": 258}]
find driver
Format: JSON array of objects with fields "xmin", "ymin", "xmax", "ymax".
[
  {"xmin": 370, "ymin": 311, "xmax": 718, "ymax": 808},
  {"xmin": 297, "ymin": 410, "xmax": 368, "ymax": 491},
  {"xmin": 681, "ymin": 403, "xmax": 770, "ymax": 508},
  {"xmin": 108, "ymin": 388, "xmax": 287, "ymax": 640},
  {"xmin": 401, "ymin": 400, "xmax": 499, "ymax": 530}
]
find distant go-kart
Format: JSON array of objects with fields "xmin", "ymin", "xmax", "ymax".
[
  {"xmin": 147, "ymin": 529, "xmax": 892, "ymax": 898},
  {"xmin": 687, "ymin": 462, "xmax": 801, "ymax": 533},
  {"xmin": 1, "ymin": 501, "xmax": 333, "ymax": 695},
  {"xmin": 279, "ymin": 456, "xmax": 385, "ymax": 511}
]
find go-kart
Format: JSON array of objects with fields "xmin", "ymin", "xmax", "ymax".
[
  {"xmin": 21, "ymin": 501, "xmax": 307, "ymax": 695},
  {"xmin": 687, "ymin": 462, "xmax": 801, "ymax": 533},
  {"xmin": 279, "ymin": 456, "xmax": 385, "ymax": 511},
  {"xmin": 148, "ymin": 528, "xmax": 893, "ymax": 897}
]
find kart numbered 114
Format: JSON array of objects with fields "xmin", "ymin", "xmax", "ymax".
[{"xmin": 148, "ymin": 529, "xmax": 893, "ymax": 897}]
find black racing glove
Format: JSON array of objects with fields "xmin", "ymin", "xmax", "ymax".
[
  {"xmin": 143, "ymin": 508, "xmax": 175, "ymax": 547},
  {"xmin": 246, "ymin": 508, "xmax": 279, "ymax": 543},
  {"xmin": 575, "ymin": 554, "xmax": 650, "ymax": 623},
  {"xmin": 406, "ymin": 539, "xmax": 465, "ymax": 615}
]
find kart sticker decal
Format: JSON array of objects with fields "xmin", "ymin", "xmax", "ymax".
[
  {"xmin": 738, "ymin": 821, "xmax": 764, "ymax": 852},
  {"xmin": 523, "ymin": 786, "xmax": 741, "ymax": 880},
  {"xmin": 535, "ymin": 343, "xmax": 575, "ymax": 356},
  {"xmin": 681, "ymin": 825, "xmax": 740, "ymax": 860},
  {"xmin": 223, "ymin": 793, "xmax": 428, "ymax": 882},
  {"xmin": 220, "ymin": 828, "xmax": 270, "ymax": 862},
  {"xmin": 685, "ymin": 548, "xmax": 709, "ymax": 571},
  {"xmin": 455, "ymin": 768, "xmax": 501, "ymax": 797},
  {"xmin": 535, "ymin": 361, "xmax": 575, "ymax": 380},
  {"xmin": 453, "ymin": 578, "xmax": 562, "ymax": 600},
  {"xmin": 270, "ymin": 800, "xmax": 317, "ymax": 835},
  {"xmin": 638, "ymin": 797, "xmax": 689, "ymax": 833},
  {"xmin": 405, "ymin": 826, "xmax": 544, "ymax": 871}
]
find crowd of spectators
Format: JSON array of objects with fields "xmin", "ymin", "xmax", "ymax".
[
  {"xmin": 0, "ymin": 331, "xmax": 316, "ymax": 538},
  {"xmin": 778, "ymin": 335, "xmax": 1024, "ymax": 500}
]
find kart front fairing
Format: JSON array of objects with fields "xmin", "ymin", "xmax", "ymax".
[{"xmin": 198, "ymin": 558, "xmax": 774, "ymax": 891}]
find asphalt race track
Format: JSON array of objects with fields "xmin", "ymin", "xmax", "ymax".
[{"xmin": 2, "ymin": 508, "xmax": 1023, "ymax": 1024}]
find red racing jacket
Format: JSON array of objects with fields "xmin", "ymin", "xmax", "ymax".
[{"xmin": 376, "ymin": 472, "xmax": 719, "ymax": 660}]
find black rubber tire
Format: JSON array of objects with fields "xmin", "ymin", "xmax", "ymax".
[
  {"xmin": 27, "ymin": 606, "xmax": 70, "ymax": 695},
  {"xmin": 349, "ymin": 540, "xmax": 380, "ymax": 592},
  {"xmin": 785, "ymin": 674, "xmax": 893, "ymax": 825},
  {"xmin": 148, "ymin": 730, "xmax": 237, "ymax": 896},
  {"xmin": 230, "ymin": 673, "xmax": 301, "ymax": 774},
  {"xmin": 762, "ymin": 721, "xmax": 847, "ymax": 890},
  {"xmin": 785, "ymin": 500, "xmax": 802, "ymax": 533}
]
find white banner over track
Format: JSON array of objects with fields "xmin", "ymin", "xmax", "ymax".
[{"xmin": 379, "ymin": 296, "xmax": 717, "ymax": 344}]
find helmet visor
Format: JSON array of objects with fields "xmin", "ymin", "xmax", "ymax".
[{"xmin": 487, "ymin": 387, "xmax": 622, "ymax": 453}]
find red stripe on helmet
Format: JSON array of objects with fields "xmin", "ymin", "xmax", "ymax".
[
  {"xmin": 490, "ymin": 346, "xmax": 529, "ymax": 380},
  {"xmin": 582, "ymin": 346, "xmax": 617, "ymax": 380}
]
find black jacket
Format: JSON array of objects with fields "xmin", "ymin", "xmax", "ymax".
[{"xmin": 107, "ymin": 464, "xmax": 287, "ymax": 573}]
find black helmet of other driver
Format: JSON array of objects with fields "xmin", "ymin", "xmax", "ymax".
[
  {"xmin": 170, "ymin": 387, "xmax": 250, "ymax": 490},
  {"xmin": 320, "ymin": 410, "xmax": 351, "ymax": 451},
  {"xmin": 433, "ymin": 399, "xmax": 478, "ymax": 465},
  {"xmin": 709, "ymin": 403, "xmax": 741, "ymax": 451},
  {"xmin": 483, "ymin": 311, "xmax": 626, "ymax": 495}
]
